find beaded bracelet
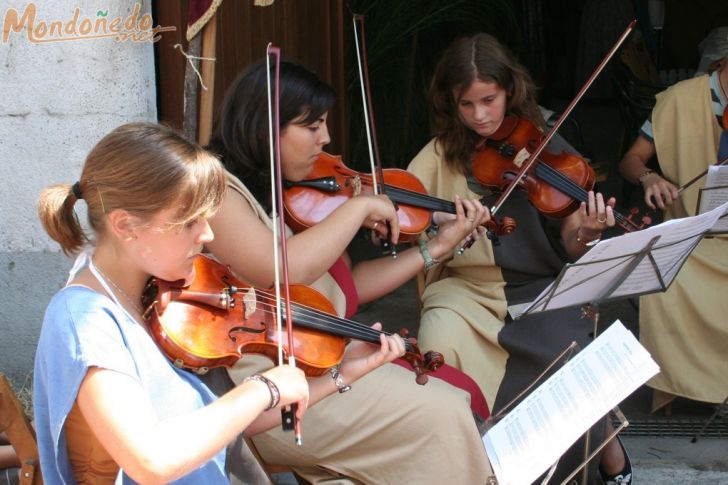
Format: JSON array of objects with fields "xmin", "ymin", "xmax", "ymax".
[
  {"xmin": 637, "ymin": 169, "xmax": 655, "ymax": 185},
  {"xmin": 244, "ymin": 373, "xmax": 280, "ymax": 410},
  {"xmin": 576, "ymin": 229, "xmax": 601, "ymax": 248},
  {"xmin": 329, "ymin": 364, "xmax": 352, "ymax": 393},
  {"xmin": 418, "ymin": 239, "xmax": 439, "ymax": 271}
]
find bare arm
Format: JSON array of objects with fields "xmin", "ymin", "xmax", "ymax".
[
  {"xmin": 204, "ymin": 188, "xmax": 410, "ymax": 435},
  {"xmin": 619, "ymin": 135, "xmax": 678, "ymax": 209},
  {"xmin": 206, "ymin": 188, "xmax": 399, "ymax": 287},
  {"xmin": 0, "ymin": 444, "xmax": 20, "ymax": 469},
  {"xmin": 245, "ymin": 322, "xmax": 406, "ymax": 435},
  {"xmin": 77, "ymin": 364, "xmax": 308, "ymax": 484},
  {"xmin": 353, "ymin": 196, "xmax": 489, "ymax": 303}
]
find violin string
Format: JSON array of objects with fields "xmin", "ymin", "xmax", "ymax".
[
  {"xmin": 244, "ymin": 288, "xmax": 413, "ymax": 350},
  {"xmin": 533, "ymin": 163, "xmax": 590, "ymax": 200},
  {"xmin": 255, "ymin": 300, "xmax": 415, "ymax": 352},
  {"xmin": 383, "ymin": 185, "xmax": 455, "ymax": 212},
  {"xmin": 254, "ymin": 292, "xmax": 399, "ymax": 342},
  {"xmin": 372, "ymin": 181, "xmax": 489, "ymax": 217},
  {"xmin": 537, "ymin": 163, "xmax": 633, "ymax": 229},
  {"xmin": 231, "ymin": 299, "xmax": 381, "ymax": 343},
  {"xmin": 351, "ymin": 171, "xmax": 455, "ymax": 212},
  {"xmin": 534, "ymin": 162, "xmax": 635, "ymax": 230},
  {"xmin": 376, "ymin": 159, "xmax": 635, "ymax": 232},
  {"xmin": 247, "ymin": 288, "xmax": 383, "ymax": 334}
]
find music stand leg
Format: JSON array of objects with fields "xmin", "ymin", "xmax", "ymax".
[
  {"xmin": 691, "ymin": 395, "xmax": 728, "ymax": 443},
  {"xmin": 578, "ymin": 301, "xmax": 601, "ymax": 485}
]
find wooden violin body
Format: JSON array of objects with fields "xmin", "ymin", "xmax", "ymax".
[
  {"xmin": 142, "ymin": 254, "xmax": 344, "ymax": 375},
  {"xmin": 285, "ymin": 152, "xmax": 516, "ymax": 240},
  {"xmin": 473, "ymin": 115, "xmax": 596, "ymax": 219},
  {"xmin": 142, "ymin": 254, "xmax": 443, "ymax": 383},
  {"xmin": 473, "ymin": 115, "xmax": 645, "ymax": 233},
  {"xmin": 284, "ymin": 152, "xmax": 432, "ymax": 242}
]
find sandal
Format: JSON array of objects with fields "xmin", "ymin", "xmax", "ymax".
[{"xmin": 599, "ymin": 435, "xmax": 632, "ymax": 484}]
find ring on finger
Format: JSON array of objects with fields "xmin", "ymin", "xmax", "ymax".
[
  {"xmin": 467, "ymin": 218, "xmax": 475, "ymax": 222},
  {"xmin": 597, "ymin": 217, "xmax": 607, "ymax": 224}
]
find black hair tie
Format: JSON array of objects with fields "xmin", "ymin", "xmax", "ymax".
[{"xmin": 71, "ymin": 181, "xmax": 83, "ymax": 200}]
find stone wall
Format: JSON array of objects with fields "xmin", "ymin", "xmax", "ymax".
[{"xmin": 0, "ymin": 0, "xmax": 159, "ymax": 388}]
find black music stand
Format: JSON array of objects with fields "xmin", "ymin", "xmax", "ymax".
[
  {"xmin": 523, "ymin": 232, "xmax": 697, "ymax": 319},
  {"xmin": 516, "ymin": 203, "xmax": 728, "ymax": 484}
]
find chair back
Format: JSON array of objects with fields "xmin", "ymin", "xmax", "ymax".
[{"xmin": 0, "ymin": 374, "xmax": 42, "ymax": 485}]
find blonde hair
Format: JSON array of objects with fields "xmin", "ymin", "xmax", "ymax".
[{"xmin": 38, "ymin": 122, "xmax": 226, "ymax": 255}]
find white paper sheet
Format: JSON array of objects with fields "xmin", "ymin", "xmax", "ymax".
[
  {"xmin": 523, "ymin": 201, "xmax": 728, "ymax": 314},
  {"xmin": 697, "ymin": 166, "xmax": 728, "ymax": 233},
  {"xmin": 705, "ymin": 165, "xmax": 728, "ymax": 187},
  {"xmin": 482, "ymin": 321, "xmax": 659, "ymax": 485}
]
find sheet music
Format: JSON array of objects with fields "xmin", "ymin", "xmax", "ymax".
[
  {"xmin": 705, "ymin": 165, "xmax": 728, "ymax": 187},
  {"xmin": 523, "ymin": 201, "xmax": 728, "ymax": 314},
  {"xmin": 697, "ymin": 166, "xmax": 728, "ymax": 233},
  {"xmin": 483, "ymin": 321, "xmax": 659, "ymax": 485}
]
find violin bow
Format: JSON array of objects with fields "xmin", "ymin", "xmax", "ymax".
[
  {"xmin": 489, "ymin": 19, "xmax": 638, "ymax": 217},
  {"xmin": 266, "ymin": 44, "xmax": 302, "ymax": 445},
  {"xmin": 353, "ymin": 14, "xmax": 397, "ymax": 258}
]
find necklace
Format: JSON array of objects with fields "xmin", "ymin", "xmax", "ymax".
[{"xmin": 91, "ymin": 259, "xmax": 144, "ymax": 316}]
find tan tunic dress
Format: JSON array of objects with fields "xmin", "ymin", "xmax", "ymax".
[
  {"xmin": 409, "ymin": 140, "xmax": 605, "ymax": 483},
  {"xmin": 408, "ymin": 143, "xmax": 510, "ymax": 404},
  {"xmin": 221, "ymin": 172, "xmax": 495, "ymax": 485},
  {"xmin": 640, "ymin": 74, "xmax": 728, "ymax": 410}
]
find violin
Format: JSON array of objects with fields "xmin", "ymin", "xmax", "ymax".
[
  {"xmin": 285, "ymin": 152, "xmax": 516, "ymax": 241},
  {"xmin": 141, "ymin": 254, "xmax": 443, "ymax": 384},
  {"xmin": 473, "ymin": 115, "xmax": 646, "ymax": 233},
  {"xmin": 464, "ymin": 20, "xmax": 644, "ymax": 240}
]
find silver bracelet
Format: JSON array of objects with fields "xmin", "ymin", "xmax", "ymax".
[
  {"xmin": 637, "ymin": 169, "xmax": 655, "ymax": 185},
  {"xmin": 244, "ymin": 373, "xmax": 280, "ymax": 410},
  {"xmin": 418, "ymin": 239, "xmax": 439, "ymax": 271},
  {"xmin": 329, "ymin": 365, "xmax": 351, "ymax": 393}
]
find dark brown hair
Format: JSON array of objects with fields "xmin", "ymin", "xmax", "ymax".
[
  {"xmin": 207, "ymin": 59, "xmax": 336, "ymax": 211},
  {"xmin": 429, "ymin": 33, "xmax": 544, "ymax": 174}
]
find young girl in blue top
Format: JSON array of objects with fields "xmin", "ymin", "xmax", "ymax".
[{"xmin": 34, "ymin": 122, "xmax": 404, "ymax": 484}]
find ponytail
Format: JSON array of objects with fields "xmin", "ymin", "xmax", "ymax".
[{"xmin": 37, "ymin": 184, "xmax": 88, "ymax": 255}]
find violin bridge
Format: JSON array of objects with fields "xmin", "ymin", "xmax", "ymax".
[
  {"xmin": 352, "ymin": 176, "xmax": 362, "ymax": 197},
  {"xmin": 243, "ymin": 287, "xmax": 257, "ymax": 319},
  {"xmin": 514, "ymin": 148, "xmax": 530, "ymax": 168}
]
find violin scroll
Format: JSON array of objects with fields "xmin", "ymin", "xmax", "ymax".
[
  {"xmin": 625, "ymin": 207, "xmax": 654, "ymax": 230},
  {"xmin": 459, "ymin": 215, "xmax": 517, "ymax": 252},
  {"xmin": 486, "ymin": 216, "xmax": 517, "ymax": 236},
  {"xmin": 396, "ymin": 328, "xmax": 444, "ymax": 385}
]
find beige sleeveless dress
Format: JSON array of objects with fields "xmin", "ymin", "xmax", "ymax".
[{"xmin": 221, "ymin": 171, "xmax": 495, "ymax": 484}]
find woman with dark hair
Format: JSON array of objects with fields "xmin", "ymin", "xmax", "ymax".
[
  {"xmin": 408, "ymin": 33, "xmax": 631, "ymax": 484},
  {"xmin": 205, "ymin": 59, "xmax": 496, "ymax": 483}
]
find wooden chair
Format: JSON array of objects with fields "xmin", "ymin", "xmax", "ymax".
[{"xmin": 0, "ymin": 374, "xmax": 41, "ymax": 485}]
